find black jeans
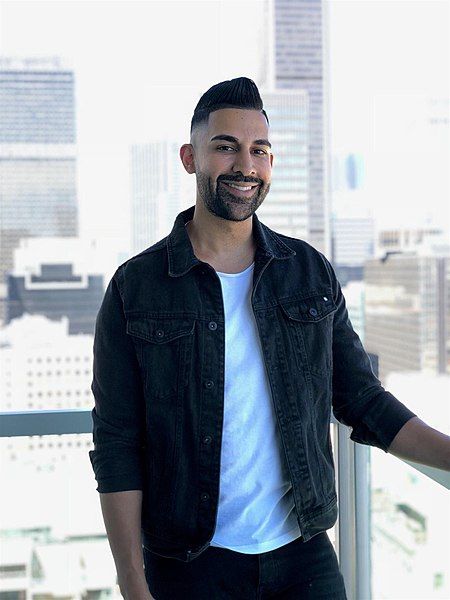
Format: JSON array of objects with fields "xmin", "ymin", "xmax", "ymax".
[{"xmin": 143, "ymin": 531, "xmax": 348, "ymax": 599}]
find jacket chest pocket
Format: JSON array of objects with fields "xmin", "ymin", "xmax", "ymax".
[
  {"xmin": 126, "ymin": 316, "xmax": 196, "ymax": 399},
  {"xmin": 279, "ymin": 293, "xmax": 337, "ymax": 376}
]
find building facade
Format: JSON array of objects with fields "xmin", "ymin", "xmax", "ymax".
[{"xmin": 0, "ymin": 57, "xmax": 78, "ymax": 325}]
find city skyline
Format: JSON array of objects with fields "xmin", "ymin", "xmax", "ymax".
[{"xmin": 1, "ymin": 0, "xmax": 448, "ymax": 255}]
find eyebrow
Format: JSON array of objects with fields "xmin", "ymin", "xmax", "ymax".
[{"xmin": 210, "ymin": 134, "xmax": 272, "ymax": 149}]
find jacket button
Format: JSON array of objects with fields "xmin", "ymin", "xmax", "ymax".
[
  {"xmin": 155, "ymin": 329, "xmax": 164, "ymax": 338},
  {"xmin": 202, "ymin": 435, "xmax": 212, "ymax": 444},
  {"xmin": 309, "ymin": 308, "xmax": 318, "ymax": 317},
  {"xmin": 204, "ymin": 380, "xmax": 214, "ymax": 389},
  {"xmin": 208, "ymin": 321, "xmax": 217, "ymax": 330},
  {"xmin": 201, "ymin": 493, "xmax": 210, "ymax": 501}
]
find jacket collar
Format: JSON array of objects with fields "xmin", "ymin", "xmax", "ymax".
[{"xmin": 167, "ymin": 205, "xmax": 296, "ymax": 277}]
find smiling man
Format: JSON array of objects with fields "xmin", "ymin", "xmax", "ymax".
[{"xmin": 90, "ymin": 77, "xmax": 450, "ymax": 600}]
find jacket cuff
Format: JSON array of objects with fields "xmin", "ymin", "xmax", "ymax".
[
  {"xmin": 94, "ymin": 474, "xmax": 144, "ymax": 494},
  {"xmin": 349, "ymin": 390, "xmax": 418, "ymax": 452}
]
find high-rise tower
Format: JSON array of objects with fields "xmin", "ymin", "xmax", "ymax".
[
  {"xmin": 0, "ymin": 57, "xmax": 78, "ymax": 323},
  {"xmin": 271, "ymin": 0, "xmax": 330, "ymax": 256}
]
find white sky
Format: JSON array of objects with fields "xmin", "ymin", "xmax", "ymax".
[{"xmin": 1, "ymin": 0, "xmax": 449, "ymax": 251}]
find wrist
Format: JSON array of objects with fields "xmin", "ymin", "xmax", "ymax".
[{"xmin": 118, "ymin": 567, "xmax": 149, "ymax": 596}]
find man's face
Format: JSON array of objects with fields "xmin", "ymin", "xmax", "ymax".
[{"xmin": 190, "ymin": 108, "xmax": 273, "ymax": 222}]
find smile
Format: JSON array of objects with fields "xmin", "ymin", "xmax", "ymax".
[{"xmin": 221, "ymin": 182, "xmax": 259, "ymax": 195}]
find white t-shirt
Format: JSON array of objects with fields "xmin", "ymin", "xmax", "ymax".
[{"xmin": 209, "ymin": 261, "xmax": 302, "ymax": 554}]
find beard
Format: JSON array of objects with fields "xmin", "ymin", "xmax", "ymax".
[{"xmin": 196, "ymin": 171, "xmax": 271, "ymax": 222}]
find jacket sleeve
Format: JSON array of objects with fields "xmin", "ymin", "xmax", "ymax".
[
  {"xmin": 321, "ymin": 254, "xmax": 417, "ymax": 452},
  {"xmin": 89, "ymin": 266, "xmax": 147, "ymax": 492}
]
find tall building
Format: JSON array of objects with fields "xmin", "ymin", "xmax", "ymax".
[
  {"xmin": 331, "ymin": 152, "xmax": 365, "ymax": 192},
  {"xmin": 364, "ymin": 250, "xmax": 450, "ymax": 382},
  {"xmin": 5, "ymin": 237, "xmax": 105, "ymax": 335},
  {"xmin": 330, "ymin": 158, "xmax": 375, "ymax": 284},
  {"xmin": 257, "ymin": 90, "xmax": 309, "ymax": 237},
  {"xmin": 332, "ymin": 212, "xmax": 375, "ymax": 268},
  {"xmin": 272, "ymin": 0, "xmax": 330, "ymax": 256},
  {"xmin": 130, "ymin": 141, "xmax": 195, "ymax": 254},
  {"xmin": 0, "ymin": 57, "xmax": 78, "ymax": 324}
]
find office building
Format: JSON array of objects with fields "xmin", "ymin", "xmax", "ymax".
[
  {"xmin": 5, "ymin": 237, "xmax": 106, "ymax": 335},
  {"xmin": 257, "ymin": 90, "xmax": 309, "ymax": 238},
  {"xmin": 364, "ymin": 250, "xmax": 450, "ymax": 382},
  {"xmin": 273, "ymin": 0, "xmax": 330, "ymax": 256},
  {"xmin": 130, "ymin": 141, "xmax": 195, "ymax": 254},
  {"xmin": 0, "ymin": 57, "xmax": 78, "ymax": 324}
]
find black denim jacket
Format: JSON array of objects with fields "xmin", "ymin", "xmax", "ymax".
[{"xmin": 89, "ymin": 204, "xmax": 417, "ymax": 562}]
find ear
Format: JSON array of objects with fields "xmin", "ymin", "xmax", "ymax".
[
  {"xmin": 180, "ymin": 144, "xmax": 196, "ymax": 174},
  {"xmin": 269, "ymin": 153, "xmax": 274, "ymax": 168}
]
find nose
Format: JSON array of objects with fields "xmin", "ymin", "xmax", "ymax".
[{"xmin": 232, "ymin": 150, "xmax": 257, "ymax": 177}]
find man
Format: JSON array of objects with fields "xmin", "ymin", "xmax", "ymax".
[{"xmin": 89, "ymin": 77, "xmax": 450, "ymax": 599}]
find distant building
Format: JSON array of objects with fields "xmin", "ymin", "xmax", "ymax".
[
  {"xmin": 0, "ymin": 313, "xmax": 93, "ymax": 412},
  {"xmin": 342, "ymin": 281, "xmax": 366, "ymax": 343},
  {"xmin": 0, "ymin": 57, "xmax": 78, "ymax": 324},
  {"xmin": 272, "ymin": 0, "xmax": 330, "ymax": 255},
  {"xmin": 331, "ymin": 194, "xmax": 376, "ymax": 285},
  {"xmin": 332, "ymin": 213, "xmax": 375, "ymax": 267},
  {"xmin": 377, "ymin": 227, "xmax": 447, "ymax": 254},
  {"xmin": 5, "ymin": 237, "xmax": 106, "ymax": 335},
  {"xmin": 256, "ymin": 91, "xmax": 309, "ymax": 240},
  {"xmin": 364, "ymin": 249, "xmax": 450, "ymax": 382},
  {"xmin": 331, "ymin": 153, "xmax": 365, "ymax": 192},
  {"xmin": 130, "ymin": 141, "xmax": 195, "ymax": 255}
]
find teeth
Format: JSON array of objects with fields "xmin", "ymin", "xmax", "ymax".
[{"xmin": 226, "ymin": 183, "xmax": 253, "ymax": 191}]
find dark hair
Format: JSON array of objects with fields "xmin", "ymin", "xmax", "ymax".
[{"xmin": 190, "ymin": 77, "xmax": 269, "ymax": 135}]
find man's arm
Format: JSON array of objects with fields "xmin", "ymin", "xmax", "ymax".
[
  {"xmin": 387, "ymin": 416, "xmax": 450, "ymax": 471},
  {"xmin": 100, "ymin": 491, "xmax": 154, "ymax": 600},
  {"xmin": 88, "ymin": 268, "xmax": 152, "ymax": 597}
]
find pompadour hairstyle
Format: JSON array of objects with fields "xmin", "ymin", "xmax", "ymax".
[{"xmin": 190, "ymin": 77, "xmax": 269, "ymax": 135}]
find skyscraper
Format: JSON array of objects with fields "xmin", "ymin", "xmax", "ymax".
[
  {"xmin": 130, "ymin": 140, "xmax": 195, "ymax": 254},
  {"xmin": 364, "ymin": 250, "xmax": 450, "ymax": 382},
  {"xmin": 272, "ymin": 0, "xmax": 330, "ymax": 256},
  {"xmin": 256, "ymin": 90, "xmax": 310, "ymax": 237},
  {"xmin": 0, "ymin": 56, "xmax": 78, "ymax": 324}
]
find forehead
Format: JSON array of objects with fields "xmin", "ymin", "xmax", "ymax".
[{"xmin": 207, "ymin": 108, "xmax": 269, "ymax": 139}]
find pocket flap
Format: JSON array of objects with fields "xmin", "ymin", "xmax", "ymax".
[
  {"xmin": 126, "ymin": 317, "xmax": 195, "ymax": 343},
  {"xmin": 280, "ymin": 294, "xmax": 337, "ymax": 323}
]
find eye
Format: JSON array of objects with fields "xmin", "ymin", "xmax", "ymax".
[{"xmin": 216, "ymin": 145, "xmax": 268, "ymax": 155}]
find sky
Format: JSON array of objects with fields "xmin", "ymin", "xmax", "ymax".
[{"xmin": 1, "ymin": 0, "xmax": 449, "ymax": 252}]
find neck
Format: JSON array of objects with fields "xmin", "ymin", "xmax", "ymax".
[{"xmin": 185, "ymin": 203, "xmax": 256, "ymax": 264}]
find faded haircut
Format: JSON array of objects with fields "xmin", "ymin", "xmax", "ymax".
[{"xmin": 190, "ymin": 77, "xmax": 269, "ymax": 145}]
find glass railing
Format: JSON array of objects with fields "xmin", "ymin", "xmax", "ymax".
[{"xmin": 1, "ymin": 410, "xmax": 448, "ymax": 599}]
